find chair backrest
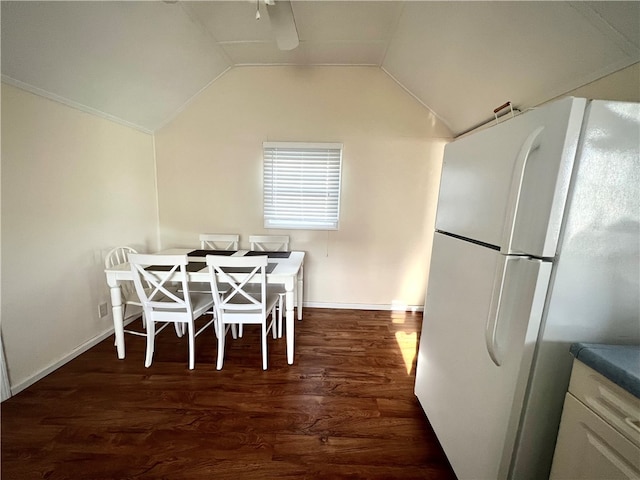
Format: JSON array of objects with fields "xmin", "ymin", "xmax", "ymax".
[
  {"xmin": 199, "ymin": 234, "xmax": 240, "ymax": 250},
  {"xmin": 128, "ymin": 254, "xmax": 194, "ymax": 322},
  {"xmin": 105, "ymin": 246, "xmax": 137, "ymax": 269},
  {"xmin": 105, "ymin": 246, "xmax": 139, "ymax": 298},
  {"xmin": 206, "ymin": 255, "xmax": 268, "ymax": 324},
  {"xmin": 248, "ymin": 235, "xmax": 289, "ymax": 252}
]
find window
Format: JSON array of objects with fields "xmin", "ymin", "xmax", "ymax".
[{"xmin": 263, "ymin": 142, "xmax": 343, "ymax": 230}]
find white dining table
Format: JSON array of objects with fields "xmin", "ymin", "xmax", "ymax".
[{"xmin": 104, "ymin": 248, "xmax": 305, "ymax": 365}]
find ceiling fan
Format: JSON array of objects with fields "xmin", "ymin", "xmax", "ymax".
[{"xmin": 257, "ymin": 0, "xmax": 299, "ymax": 51}]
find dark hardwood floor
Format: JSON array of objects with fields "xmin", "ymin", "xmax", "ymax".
[{"xmin": 2, "ymin": 308, "xmax": 456, "ymax": 479}]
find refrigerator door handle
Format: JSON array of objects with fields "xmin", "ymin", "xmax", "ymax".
[
  {"xmin": 500, "ymin": 126, "xmax": 545, "ymax": 254},
  {"xmin": 485, "ymin": 256, "xmax": 517, "ymax": 367}
]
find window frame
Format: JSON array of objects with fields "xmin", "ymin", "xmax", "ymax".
[{"xmin": 262, "ymin": 141, "xmax": 343, "ymax": 231}]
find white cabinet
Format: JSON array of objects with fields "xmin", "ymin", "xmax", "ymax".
[{"xmin": 550, "ymin": 360, "xmax": 640, "ymax": 480}]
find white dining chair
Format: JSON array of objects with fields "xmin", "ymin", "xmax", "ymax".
[
  {"xmin": 129, "ymin": 253, "xmax": 215, "ymax": 369},
  {"xmin": 199, "ymin": 233, "xmax": 240, "ymax": 250},
  {"xmin": 248, "ymin": 235, "xmax": 289, "ymax": 251},
  {"xmin": 104, "ymin": 246, "xmax": 146, "ymax": 337},
  {"xmin": 206, "ymin": 255, "xmax": 280, "ymax": 370},
  {"xmin": 248, "ymin": 235, "xmax": 289, "ymax": 337},
  {"xmin": 189, "ymin": 234, "xmax": 240, "ymax": 294}
]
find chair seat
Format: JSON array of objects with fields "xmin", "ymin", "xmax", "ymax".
[
  {"xmin": 243, "ymin": 284, "xmax": 283, "ymax": 295},
  {"xmin": 146, "ymin": 292, "xmax": 213, "ymax": 317},
  {"xmin": 189, "ymin": 292, "xmax": 216, "ymax": 316},
  {"xmin": 224, "ymin": 292, "xmax": 280, "ymax": 314},
  {"xmin": 187, "ymin": 282, "xmax": 211, "ymax": 293}
]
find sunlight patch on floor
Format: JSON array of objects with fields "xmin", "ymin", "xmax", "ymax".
[
  {"xmin": 395, "ymin": 331, "xmax": 417, "ymax": 375},
  {"xmin": 391, "ymin": 305, "xmax": 407, "ymax": 324}
]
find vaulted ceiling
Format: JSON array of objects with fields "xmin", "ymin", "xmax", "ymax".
[{"xmin": 2, "ymin": 1, "xmax": 639, "ymax": 136}]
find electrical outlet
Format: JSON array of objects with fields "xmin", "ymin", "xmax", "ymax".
[{"xmin": 98, "ymin": 302, "xmax": 108, "ymax": 318}]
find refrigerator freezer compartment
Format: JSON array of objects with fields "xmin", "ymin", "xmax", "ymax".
[{"xmin": 435, "ymin": 97, "xmax": 587, "ymax": 257}]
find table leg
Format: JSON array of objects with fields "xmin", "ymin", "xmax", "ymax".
[
  {"xmin": 109, "ymin": 285, "xmax": 126, "ymax": 359},
  {"xmin": 285, "ymin": 280, "xmax": 295, "ymax": 365}
]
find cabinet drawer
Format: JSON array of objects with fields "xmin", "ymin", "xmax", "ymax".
[
  {"xmin": 569, "ymin": 360, "xmax": 640, "ymax": 448},
  {"xmin": 550, "ymin": 393, "xmax": 640, "ymax": 479}
]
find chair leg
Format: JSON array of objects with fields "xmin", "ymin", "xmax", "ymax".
[
  {"xmin": 277, "ymin": 294, "xmax": 284, "ymax": 338},
  {"xmin": 211, "ymin": 310, "xmax": 219, "ymax": 338},
  {"xmin": 261, "ymin": 324, "xmax": 268, "ymax": 370},
  {"xmin": 174, "ymin": 322, "xmax": 184, "ymax": 338},
  {"xmin": 271, "ymin": 308, "xmax": 277, "ymax": 340},
  {"xmin": 188, "ymin": 321, "xmax": 195, "ymax": 370},
  {"xmin": 216, "ymin": 324, "xmax": 226, "ymax": 370},
  {"xmin": 145, "ymin": 320, "xmax": 155, "ymax": 368}
]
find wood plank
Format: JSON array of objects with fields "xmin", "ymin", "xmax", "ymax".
[{"xmin": 1, "ymin": 308, "xmax": 456, "ymax": 479}]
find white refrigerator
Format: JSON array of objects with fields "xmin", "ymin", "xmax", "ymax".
[{"xmin": 414, "ymin": 97, "xmax": 640, "ymax": 480}]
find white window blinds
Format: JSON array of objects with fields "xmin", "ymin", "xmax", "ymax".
[{"xmin": 263, "ymin": 142, "xmax": 343, "ymax": 230}]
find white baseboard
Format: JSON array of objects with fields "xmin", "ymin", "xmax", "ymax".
[
  {"xmin": 302, "ymin": 302, "xmax": 423, "ymax": 312},
  {"xmin": 10, "ymin": 325, "xmax": 118, "ymax": 397}
]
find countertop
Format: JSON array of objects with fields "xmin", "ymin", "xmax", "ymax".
[{"xmin": 570, "ymin": 343, "xmax": 640, "ymax": 398}]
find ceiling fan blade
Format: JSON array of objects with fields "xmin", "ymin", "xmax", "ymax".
[{"xmin": 266, "ymin": 0, "xmax": 299, "ymax": 51}]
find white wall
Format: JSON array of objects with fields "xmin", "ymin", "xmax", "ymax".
[
  {"xmin": 154, "ymin": 66, "xmax": 452, "ymax": 309},
  {"xmin": 1, "ymin": 83, "xmax": 158, "ymax": 393}
]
